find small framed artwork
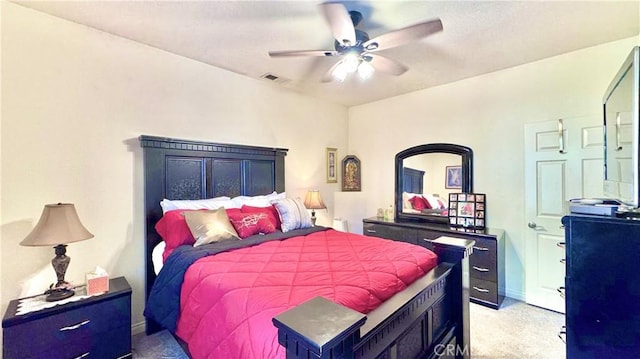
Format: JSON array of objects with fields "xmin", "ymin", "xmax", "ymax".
[
  {"xmin": 445, "ymin": 165, "xmax": 462, "ymax": 189},
  {"xmin": 448, "ymin": 192, "xmax": 486, "ymax": 229},
  {"xmin": 326, "ymin": 148, "xmax": 337, "ymax": 183},
  {"xmin": 342, "ymin": 155, "xmax": 361, "ymax": 191}
]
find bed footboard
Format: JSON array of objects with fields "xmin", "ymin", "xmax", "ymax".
[{"xmin": 273, "ymin": 236, "xmax": 474, "ymax": 359}]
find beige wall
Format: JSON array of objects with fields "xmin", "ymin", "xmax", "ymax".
[
  {"xmin": 346, "ymin": 37, "xmax": 639, "ymax": 300},
  {"xmin": 1, "ymin": 2, "xmax": 348, "ymax": 332},
  {"xmin": 2, "ymin": 1, "xmax": 639, "ymax": 338}
]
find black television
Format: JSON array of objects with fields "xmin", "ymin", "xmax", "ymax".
[{"xmin": 603, "ymin": 46, "xmax": 640, "ymax": 208}]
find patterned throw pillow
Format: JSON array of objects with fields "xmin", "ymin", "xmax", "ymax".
[
  {"xmin": 241, "ymin": 205, "xmax": 282, "ymax": 230},
  {"xmin": 271, "ymin": 198, "xmax": 312, "ymax": 233},
  {"xmin": 184, "ymin": 208, "xmax": 240, "ymax": 247},
  {"xmin": 228, "ymin": 212, "xmax": 277, "ymax": 239}
]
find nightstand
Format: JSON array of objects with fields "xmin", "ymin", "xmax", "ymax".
[{"xmin": 2, "ymin": 276, "xmax": 132, "ymax": 359}]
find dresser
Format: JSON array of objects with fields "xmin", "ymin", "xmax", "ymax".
[
  {"xmin": 2, "ymin": 276, "xmax": 132, "ymax": 359},
  {"xmin": 562, "ymin": 214, "xmax": 640, "ymax": 357},
  {"xmin": 363, "ymin": 217, "xmax": 505, "ymax": 309}
]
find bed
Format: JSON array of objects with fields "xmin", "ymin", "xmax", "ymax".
[{"xmin": 140, "ymin": 135, "xmax": 473, "ymax": 359}]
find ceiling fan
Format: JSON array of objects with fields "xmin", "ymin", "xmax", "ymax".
[{"xmin": 268, "ymin": 2, "xmax": 443, "ymax": 82}]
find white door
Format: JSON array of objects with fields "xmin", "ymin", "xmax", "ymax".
[{"xmin": 524, "ymin": 116, "xmax": 604, "ymax": 313}]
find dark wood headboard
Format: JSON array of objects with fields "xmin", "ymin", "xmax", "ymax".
[
  {"xmin": 403, "ymin": 167, "xmax": 425, "ymax": 194},
  {"xmin": 139, "ymin": 135, "xmax": 287, "ymax": 332}
]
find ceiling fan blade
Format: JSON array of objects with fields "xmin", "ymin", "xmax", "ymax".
[
  {"xmin": 269, "ymin": 50, "xmax": 339, "ymax": 58},
  {"xmin": 363, "ymin": 18, "xmax": 443, "ymax": 52},
  {"xmin": 367, "ymin": 54, "xmax": 408, "ymax": 76},
  {"xmin": 320, "ymin": 2, "xmax": 356, "ymax": 46}
]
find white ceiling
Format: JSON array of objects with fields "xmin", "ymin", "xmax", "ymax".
[{"xmin": 14, "ymin": 1, "xmax": 640, "ymax": 107}]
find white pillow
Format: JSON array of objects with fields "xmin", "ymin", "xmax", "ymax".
[
  {"xmin": 402, "ymin": 192, "xmax": 412, "ymax": 209},
  {"xmin": 232, "ymin": 191, "xmax": 286, "ymax": 208},
  {"xmin": 152, "ymin": 241, "xmax": 166, "ymax": 275},
  {"xmin": 271, "ymin": 197, "xmax": 312, "ymax": 232},
  {"xmin": 160, "ymin": 196, "xmax": 235, "ymax": 213},
  {"xmin": 424, "ymin": 194, "xmax": 444, "ymax": 209}
]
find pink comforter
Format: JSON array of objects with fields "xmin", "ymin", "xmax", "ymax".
[{"xmin": 175, "ymin": 229, "xmax": 438, "ymax": 359}]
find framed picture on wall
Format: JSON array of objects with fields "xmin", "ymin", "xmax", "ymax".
[
  {"xmin": 448, "ymin": 192, "xmax": 486, "ymax": 229},
  {"xmin": 445, "ymin": 166, "xmax": 462, "ymax": 189},
  {"xmin": 341, "ymin": 155, "xmax": 361, "ymax": 191},
  {"xmin": 326, "ymin": 148, "xmax": 337, "ymax": 183}
]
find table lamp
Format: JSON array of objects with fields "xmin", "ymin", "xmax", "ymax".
[
  {"xmin": 20, "ymin": 203, "xmax": 94, "ymax": 302},
  {"xmin": 303, "ymin": 190, "xmax": 327, "ymax": 226}
]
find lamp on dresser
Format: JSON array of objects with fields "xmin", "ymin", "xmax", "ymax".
[
  {"xmin": 20, "ymin": 203, "xmax": 94, "ymax": 302},
  {"xmin": 303, "ymin": 190, "xmax": 327, "ymax": 226}
]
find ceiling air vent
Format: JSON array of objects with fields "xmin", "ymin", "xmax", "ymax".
[{"xmin": 260, "ymin": 73, "xmax": 290, "ymax": 84}]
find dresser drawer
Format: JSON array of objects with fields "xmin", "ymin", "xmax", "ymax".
[
  {"xmin": 469, "ymin": 237, "xmax": 496, "ymax": 266},
  {"xmin": 363, "ymin": 223, "xmax": 417, "ymax": 245},
  {"xmin": 470, "ymin": 263, "xmax": 497, "ymax": 282},
  {"xmin": 470, "ymin": 278, "xmax": 499, "ymax": 305},
  {"xmin": 4, "ymin": 295, "xmax": 130, "ymax": 358}
]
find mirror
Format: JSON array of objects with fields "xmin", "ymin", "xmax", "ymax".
[{"xmin": 395, "ymin": 144, "xmax": 473, "ymax": 224}]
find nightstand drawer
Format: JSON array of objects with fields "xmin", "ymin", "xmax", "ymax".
[
  {"xmin": 30, "ymin": 325, "xmax": 131, "ymax": 359},
  {"xmin": 4, "ymin": 295, "xmax": 130, "ymax": 358}
]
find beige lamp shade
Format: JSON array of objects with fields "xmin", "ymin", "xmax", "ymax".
[
  {"xmin": 303, "ymin": 190, "xmax": 327, "ymax": 210},
  {"xmin": 21, "ymin": 203, "xmax": 94, "ymax": 246}
]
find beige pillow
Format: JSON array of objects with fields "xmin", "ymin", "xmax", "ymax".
[{"xmin": 184, "ymin": 209, "xmax": 240, "ymax": 247}]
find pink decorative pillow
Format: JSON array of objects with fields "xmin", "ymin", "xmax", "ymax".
[
  {"xmin": 228, "ymin": 212, "xmax": 277, "ymax": 239},
  {"xmin": 241, "ymin": 205, "xmax": 281, "ymax": 230},
  {"xmin": 409, "ymin": 196, "xmax": 431, "ymax": 210},
  {"xmin": 156, "ymin": 208, "xmax": 242, "ymax": 261}
]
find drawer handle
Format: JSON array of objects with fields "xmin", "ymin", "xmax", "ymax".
[
  {"xmin": 60, "ymin": 319, "xmax": 90, "ymax": 332},
  {"xmin": 557, "ymin": 242, "xmax": 565, "ymax": 248},
  {"xmin": 366, "ymin": 229, "xmax": 377, "ymax": 233},
  {"xmin": 472, "ymin": 266, "xmax": 490, "ymax": 272},
  {"xmin": 74, "ymin": 353, "xmax": 90, "ymax": 359},
  {"xmin": 560, "ymin": 258, "xmax": 566, "ymax": 264},
  {"xmin": 472, "ymin": 286, "xmax": 490, "ymax": 293},
  {"xmin": 473, "ymin": 246, "xmax": 489, "ymax": 251},
  {"xmin": 557, "ymin": 286, "xmax": 565, "ymax": 298}
]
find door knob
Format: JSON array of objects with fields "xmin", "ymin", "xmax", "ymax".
[{"xmin": 528, "ymin": 222, "xmax": 537, "ymax": 229}]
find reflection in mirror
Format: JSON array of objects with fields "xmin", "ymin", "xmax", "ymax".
[{"xmin": 395, "ymin": 144, "xmax": 473, "ymax": 224}]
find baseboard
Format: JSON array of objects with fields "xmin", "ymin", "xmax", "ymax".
[
  {"xmin": 503, "ymin": 287, "xmax": 525, "ymax": 301},
  {"xmin": 132, "ymin": 320, "xmax": 146, "ymax": 336}
]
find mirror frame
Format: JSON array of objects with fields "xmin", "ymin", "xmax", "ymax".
[{"xmin": 395, "ymin": 143, "xmax": 473, "ymax": 224}]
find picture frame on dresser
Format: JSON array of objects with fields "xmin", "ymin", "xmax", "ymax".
[{"xmin": 448, "ymin": 193, "xmax": 486, "ymax": 229}]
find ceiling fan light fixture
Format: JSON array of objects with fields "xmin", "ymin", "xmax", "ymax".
[
  {"xmin": 357, "ymin": 61, "xmax": 375, "ymax": 80},
  {"xmin": 342, "ymin": 54, "xmax": 360, "ymax": 73},
  {"xmin": 332, "ymin": 60, "xmax": 349, "ymax": 82}
]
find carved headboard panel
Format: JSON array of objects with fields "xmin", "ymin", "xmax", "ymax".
[{"xmin": 139, "ymin": 135, "xmax": 288, "ymax": 331}]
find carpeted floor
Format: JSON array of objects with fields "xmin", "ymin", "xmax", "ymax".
[
  {"xmin": 132, "ymin": 329, "xmax": 188, "ymax": 358},
  {"xmin": 470, "ymin": 297, "xmax": 565, "ymax": 358},
  {"xmin": 132, "ymin": 297, "xmax": 566, "ymax": 358}
]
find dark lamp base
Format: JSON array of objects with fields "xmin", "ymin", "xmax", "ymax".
[{"xmin": 45, "ymin": 288, "xmax": 75, "ymax": 302}]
